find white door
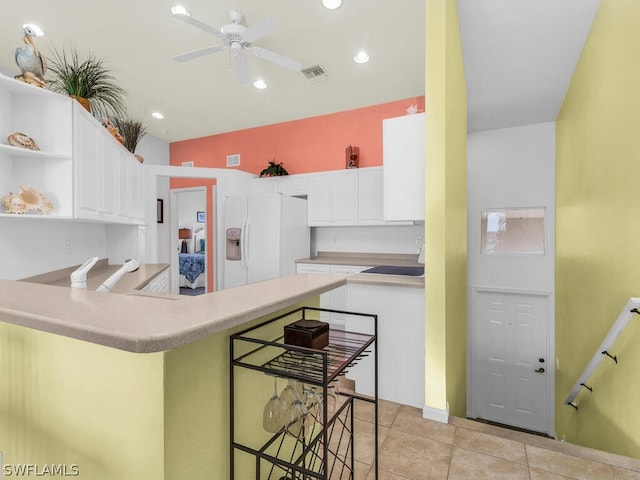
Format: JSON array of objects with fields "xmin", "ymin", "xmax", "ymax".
[
  {"xmin": 246, "ymin": 194, "xmax": 282, "ymax": 285},
  {"xmin": 472, "ymin": 290, "xmax": 549, "ymax": 433},
  {"xmin": 467, "ymin": 123, "xmax": 556, "ymax": 435}
]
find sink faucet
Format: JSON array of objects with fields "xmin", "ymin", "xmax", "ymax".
[
  {"xmin": 96, "ymin": 259, "xmax": 141, "ymax": 293},
  {"xmin": 70, "ymin": 257, "xmax": 99, "ymax": 289}
]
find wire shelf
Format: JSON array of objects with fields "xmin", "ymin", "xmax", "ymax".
[{"xmin": 230, "ymin": 306, "xmax": 379, "ymax": 480}]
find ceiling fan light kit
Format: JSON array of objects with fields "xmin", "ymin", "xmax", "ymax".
[{"xmin": 172, "ymin": 8, "xmax": 304, "ymax": 86}]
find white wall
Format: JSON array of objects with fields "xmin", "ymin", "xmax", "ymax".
[
  {"xmin": 467, "ymin": 122, "xmax": 555, "ymax": 292},
  {"xmin": 137, "ymin": 134, "xmax": 171, "ymax": 263},
  {"xmin": 0, "ymin": 218, "xmax": 107, "ymax": 280},
  {"xmin": 312, "ymin": 224, "xmax": 423, "ymax": 256}
]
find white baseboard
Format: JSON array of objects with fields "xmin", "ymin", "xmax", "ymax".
[{"xmin": 422, "ymin": 404, "xmax": 450, "ymax": 423}]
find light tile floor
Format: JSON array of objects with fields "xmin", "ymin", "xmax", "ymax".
[{"xmin": 349, "ymin": 399, "xmax": 640, "ymax": 480}]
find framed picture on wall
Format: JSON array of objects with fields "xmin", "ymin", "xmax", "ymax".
[
  {"xmin": 157, "ymin": 199, "xmax": 164, "ymax": 224},
  {"xmin": 197, "ymin": 211, "xmax": 205, "ymax": 223}
]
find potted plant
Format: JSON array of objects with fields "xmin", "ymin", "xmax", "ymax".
[
  {"xmin": 112, "ymin": 117, "xmax": 147, "ymax": 162},
  {"xmin": 259, "ymin": 160, "xmax": 289, "ymax": 177},
  {"xmin": 46, "ymin": 46, "xmax": 126, "ymax": 118}
]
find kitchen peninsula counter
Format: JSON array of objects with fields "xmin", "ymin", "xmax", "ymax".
[
  {"xmin": 0, "ymin": 273, "xmax": 343, "ymax": 479},
  {"xmin": 0, "ymin": 273, "xmax": 346, "ymax": 353}
]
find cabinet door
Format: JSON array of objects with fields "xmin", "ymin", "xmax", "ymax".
[
  {"xmin": 117, "ymin": 148, "xmax": 130, "ymax": 223},
  {"xmin": 332, "ymin": 170, "xmax": 358, "ymax": 225},
  {"xmin": 74, "ymin": 108, "xmax": 101, "ymax": 220},
  {"xmin": 280, "ymin": 174, "xmax": 308, "ymax": 196},
  {"xmin": 100, "ymin": 138, "xmax": 118, "ymax": 221},
  {"xmin": 255, "ymin": 176, "xmax": 281, "ymax": 194},
  {"xmin": 346, "ymin": 283, "xmax": 425, "ymax": 408},
  {"xmin": 129, "ymin": 161, "xmax": 143, "ymax": 224},
  {"xmin": 307, "ymin": 173, "xmax": 333, "ymax": 226},
  {"xmin": 358, "ymin": 167, "xmax": 385, "ymax": 225},
  {"xmin": 383, "ymin": 113, "xmax": 425, "ymax": 221}
]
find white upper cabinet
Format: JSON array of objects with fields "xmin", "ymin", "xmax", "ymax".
[
  {"xmin": 0, "ymin": 75, "xmax": 73, "ymax": 218},
  {"xmin": 383, "ymin": 113, "xmax": 425, "ymax": 221},
  {"xmin": 73, "ymin": 103, "xmax": 143, "ymax": 225},
  {"xmin": 0, "ymin": 74, "xmax": 143, "ymax": 224},
  {"xmin": 357, "ymin": 167, "xmax": 385, "ymax": 225},
  {"xmin": 307, "ymin": 169, "xmax": 358, "ymax": 226}
]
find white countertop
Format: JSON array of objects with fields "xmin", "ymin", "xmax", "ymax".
[{"xmin": 0, "ymin": 274, "xmax": 346, "ymax": 353}]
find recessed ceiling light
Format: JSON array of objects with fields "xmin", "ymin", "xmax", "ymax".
[
  {"xmin": 253, "ymin": 79, "xmax": 267, "ymax": 89},
  {"xmin": 171, "ymin": 5, "xmax": 191, "ymax": 17},
  {"xmin": 152, "ymin": 112, "xmax": 164, "ymax": 120},
  {"xmin": 354, "ymin": 50, "xmax": 370, "ymax": 64},
  {"xmin": 322, "ymin": 0, "xmax": 342, "ymax": 10},
  {"xmin": 23, "ymin": 23, "xmax": 44, "ymax": 36}
]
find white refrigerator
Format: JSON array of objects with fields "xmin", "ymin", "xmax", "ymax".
[{"xmin": 223, "ymin": 193, "xmax": 309, "ymax": 289}]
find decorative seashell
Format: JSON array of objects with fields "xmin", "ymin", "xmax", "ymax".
[
  {"xmin": 1, "ymin": 192, "xmax": 27, "ymax": 214},
  {"xmin": 1, "ymin": 186, "xmax": 53, "ymax": 214},
  {"xmin": 7, "ymin": 132, "xmax": 39, "ymax": 151}
]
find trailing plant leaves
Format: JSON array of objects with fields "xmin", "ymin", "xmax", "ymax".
[
  {"xmin": 259, "ymin": 161, "xmax": 289, "ymax": 177},
  {"xmin": 46, "ymin": 45, "xmax": 127, "ymax": 118},
  {"xmin": 112, "ymin": 117, "xmax": 147, "ymax": 153}
]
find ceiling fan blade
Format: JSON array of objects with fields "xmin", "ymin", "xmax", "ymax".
[
  {"xmin": 232, "ymin": 52, "xmax": 251, "ymax": 85},
  {"xmin": 173, "ymin": 14, "xmax": 222, "ymax": 37},
  {"xmin": 249, "ymin": 46, "xmax": 303, "ymax": 72},
  {"xmin": 242, "ymin": 16, "xmax": 279, "ymax": 43},
  {"xmin": 174, "ymin": 45, "xmax": 225, "ymax": 63}
]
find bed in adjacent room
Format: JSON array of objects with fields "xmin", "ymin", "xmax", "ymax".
[{"xmin": 179, "ymin": 229, "xmax": 206, "ymax": 289}]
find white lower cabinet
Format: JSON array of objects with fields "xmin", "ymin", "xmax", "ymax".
[
  {"xmin": 140, "ymin": 268, "xmax": 170, "ymax": 293},
  {"xmin": 346, "ymin": 283, "xmax": 425, "ymax": 408},
  {"xmin": 296, "ymin": 263, "xmax": 371, "ymax": 328}
]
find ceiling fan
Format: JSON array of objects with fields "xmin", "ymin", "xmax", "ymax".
[{"xmin": 171, "ymin": 6, "xmax": 304, "ymax": 85}]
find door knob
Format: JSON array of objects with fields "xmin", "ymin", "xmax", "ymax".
[{"xmin": 534, "ymin": 367, "xmax": 545, "ymax": 373}]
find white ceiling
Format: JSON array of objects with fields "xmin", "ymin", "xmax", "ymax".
[
  {"xmin": 1, "ymin": 1, "xmax": 602, "ymax": 142},
  {"xmin": 0, "ymin": 0, "xmax": 425, "ymax": 142},
  {"xmin": 458, "ymin": 0, "xmax": 601, "ymax": 132}
]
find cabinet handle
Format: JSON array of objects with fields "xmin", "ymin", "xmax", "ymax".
[{"xmin": 534, "ymin": 367, "xmax": 545, "ymax": 373}]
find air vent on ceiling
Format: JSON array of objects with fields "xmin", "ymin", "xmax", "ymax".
[{"xmin": 301, "ymin": 64, "xmax": 328, "ymax": 83}]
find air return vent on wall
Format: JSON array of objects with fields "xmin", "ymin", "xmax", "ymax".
[
  {"xmin": 301, "ymin": 65, "xmax": 328, "ymax": 83},
  {"xmin": 226, "ymin": 154, "xmax": 241, "ymax": 167}
]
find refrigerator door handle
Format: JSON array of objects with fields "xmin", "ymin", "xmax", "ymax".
[
  {"xmin": 245, "ymin": 217, "xmax": 251, "ymax": 267},
  {"xmin": 240, "ymin": 217, "xmax": 247, "ymax": 270}
]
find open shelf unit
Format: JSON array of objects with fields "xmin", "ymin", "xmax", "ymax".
[
  {"xmin": 231, "ymin": 306, "xmax": 379, "ymax": 480},
  {"xmin": 0, "ymin": 74, "xmax": 73, "ymax": 218}
]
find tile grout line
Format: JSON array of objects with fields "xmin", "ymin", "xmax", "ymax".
[{"xmin": 446, "ymin": 425, "xmax": 457, "ymax": 479}]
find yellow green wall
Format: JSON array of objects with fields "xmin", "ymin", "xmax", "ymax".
[
  {"xmin": 0, "ymin": 298, "xmax": 318, "ymax": 479},
  {"xmin": 424, "ymin": 0, "xmax": 468, "ymax": 417},
  {"xmin": 164, "ymin": 299, "xmax": 318, "ymax": 479},
  {"xmin": 0, "ymin": 322, "xmax": 165, "ymax": 479},
  {"xmin": 556, "ymin": 0, "xmax": 640, "ymax": 458}
]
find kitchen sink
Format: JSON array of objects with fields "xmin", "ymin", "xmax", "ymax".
[{"xmin": 361, "ymin": 265, "xmax": 424, "ymax": 276}]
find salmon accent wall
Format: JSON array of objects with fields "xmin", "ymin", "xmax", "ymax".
[
  {"xmin": 170, "ymin": 178, "xmax": 216, "ymax": 292},
  {"xmin": 169, "ymin": 96, "xmax": 425, "ymax": 175}
]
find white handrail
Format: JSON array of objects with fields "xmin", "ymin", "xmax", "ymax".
[{"xmin": 565, "ymin": 297, "xmax": 640, "ymax": 409}]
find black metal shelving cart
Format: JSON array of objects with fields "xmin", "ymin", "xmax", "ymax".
[{"xmin": 230, "ymin": 306, "xmax": 378, "ymax": 480}]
